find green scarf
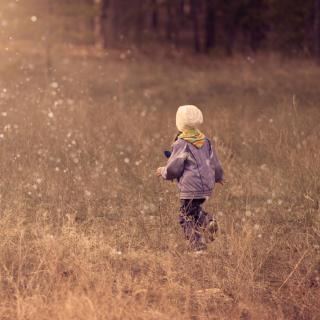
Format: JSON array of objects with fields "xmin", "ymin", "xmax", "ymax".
[{"xmin": 179, "ymin": 129, "xmax": 206, "ymax": 148}]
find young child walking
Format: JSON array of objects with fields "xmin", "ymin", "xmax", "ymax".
[{"xmin": 156, "ymin": 105, "xmax": 224, "ymax": 251}]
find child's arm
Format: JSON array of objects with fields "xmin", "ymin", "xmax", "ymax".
[
  {"xmin": 209, "ymin": 141, "xmax": 224, "ymax": 184},
  {"xmin": 158, "ymin": 141, "xmax": 187, "ymax": 180}
]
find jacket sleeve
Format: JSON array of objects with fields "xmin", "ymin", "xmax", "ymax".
[
  {"xmin": 161, "ymin": 140, "xmax": 187, "ymax": 180},
  {"xmin": 209, "ymin": 140, "xmax": 224, "ymax": 183}
]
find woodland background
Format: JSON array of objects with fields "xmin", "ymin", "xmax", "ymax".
[{"xmin": 1, "ymin": 0, "xmax": 320, "ymax": 57}]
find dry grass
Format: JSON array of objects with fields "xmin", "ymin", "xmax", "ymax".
[{"xmin": 0, "ymin": 44, "xmax": 319, "ymax": 319}]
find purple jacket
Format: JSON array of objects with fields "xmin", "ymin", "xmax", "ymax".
[{"xmin": 161, "ymin": 138, "xmax": 223, "ymax": 199}]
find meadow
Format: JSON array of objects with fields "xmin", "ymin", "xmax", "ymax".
[{"xmin": 0, "ymin": 43, "xmax": 319, "ymax": 319}]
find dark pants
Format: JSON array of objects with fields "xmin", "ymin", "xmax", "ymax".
[{"xmin": 179, "ymin": 199, "xmax": 217, "ymax": 250}]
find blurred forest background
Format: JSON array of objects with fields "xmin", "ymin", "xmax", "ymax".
[{"xmin": 1, "ymin": 0, "xmax": 320, "ymax": 58}]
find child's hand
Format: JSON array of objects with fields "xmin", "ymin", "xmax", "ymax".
[{"xmin": 156, "ymin": 167, "xmax": 164, "ymax": 177}]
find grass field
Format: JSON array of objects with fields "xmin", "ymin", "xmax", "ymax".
[{"xmin": 0, "ymin": 42, "xmax": 320, "ymax": 319}]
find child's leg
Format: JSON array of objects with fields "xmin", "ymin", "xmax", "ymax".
[
  {"xmin": 197, "ymin": 209, "xmax": 218, "ymax": 241},
  {"xmin": 179, "ymin": 199, "xmax": 196, "ymax": 241},
  {"xmin": 179, "ymin": 199, "xmax": 206, "ymax": 250}
]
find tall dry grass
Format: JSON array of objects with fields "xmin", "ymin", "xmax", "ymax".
[{"xmin": 0, "ymin": 45, "xmax": 319, "ymax": 319}]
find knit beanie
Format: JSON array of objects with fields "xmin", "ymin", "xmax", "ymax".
[{"xmin": 176, "ymin": 105, "xmax": 203, "ymax": 132}]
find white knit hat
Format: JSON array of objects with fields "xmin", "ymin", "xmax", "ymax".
[{"xmin": 176, "ymin": 105, "xmax": 203, "ymax": 131}]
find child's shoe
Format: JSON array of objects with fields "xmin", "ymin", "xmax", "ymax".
[
  {"xmin": 192, "ymin": 240, "xmax": 207, "ymax": 252},
  {"xmin": 206, "ymin": 218, "xmax": 218, "ymax": 242},
  {"xmin": 188, "ymin": 230, "xmax": 207, "ymax": 252}
]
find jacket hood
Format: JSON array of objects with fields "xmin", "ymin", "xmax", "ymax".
[{"xmin": 176, "ymin": 105, "xmax": 203, "ymax": 132}]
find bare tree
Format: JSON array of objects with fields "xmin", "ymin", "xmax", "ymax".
[
  {"xmin": 134, "ymin": 0, "xmax": 145, "ymax": 46},
  {"xmin": 222, "ymin": 3, "xmax": 244, "ymax": 56},
  {"xmin": 94, "ymin": 0, "xmax": 119, "ymax": 48},
  {"xmin": 173, "ymin": 0, "xmax": 186, "ymax": 47},
  {"xmin": 45, "ymin": 0, "xmax": 54, "ymax": 80},
  {"xmin": 94, "ymin": 0, "xmax": 106, "ymax": 49},
  {"xmin": 151, "ymin": 0, "xmax": 159, "ymax": 31},
  {"xmin": 165, "ymin": 0, "xmax": 181, "ymax": 46},
  {"xmin": 190, "ymin": 0, "xmax": 201, "ymax": 52},
  {"xmin": 179, "ymin": 0, "xmax": 186, "ymax": 25},
  {"xmin": 166, "ymin": 0, "xmax": 174, "ymax": 41},
  {"xmin": 315, "ymin": 0, "xmax": 320, "ymax": 61},
  {"xmin": 205, "ymin": 0, "xmax": 216, "ymax": 52}
]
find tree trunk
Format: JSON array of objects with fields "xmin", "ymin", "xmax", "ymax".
[
  {"xmin": 224, "ymin": 5, "xmax": 243, "ymax": 56},
  {"xmin": 205, "ymin": 0, "xmax": 216, "ymax": 52},
  {"xmin": 94, "ymin": 0, "xmax": 118, "ymax": 48},
  {"xmin": 135, "ymin": 0, "xmax": 145, "ymax": 46},
  {"xmin": 190, "ymin": 0, "xmax": 201, "ymax": 53},
  {"xmin": 172, "ymin": 0, "xmax": 185, "ymax": 47},
  {"xmin": 225, "ymin": 28, "xmax": 235, "ymax": 56},
  {"xmin": 166, "ymin": 1, "xmax": 173, "ymax": 41},
  {"xmin": 315, "ymin": 0, "xmax": 320, "ymax": 61},
  {"xmin": 94, "ymin": 0, "xmax": 105, "ymax": 49},
  {"xmin": 151, "ymin": 0, "xmax": 159, "ymax": 30},
  {"xmin": 179, "ymin": 0, "xmax": 185, "ymax": 26},
  {"xmin": 108, "ymin": 0, "xmax": 119, "ymax": 47},
  {"xmin": 45, "ymin": 0, "xmax": 53, "ymax": 80}
]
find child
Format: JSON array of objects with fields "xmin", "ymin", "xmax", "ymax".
[{"xmin": 156, "ymin": 105, "xmax": 224, "ymax": 251}]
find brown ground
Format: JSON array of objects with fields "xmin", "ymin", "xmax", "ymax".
[{"xmin": 0, "ymin": 42, "xmax": 319, "ymax": 319}]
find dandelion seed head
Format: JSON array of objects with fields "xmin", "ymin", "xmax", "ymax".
[
  {"xmin": 260, "ymin": 163, "xmax": 267, "ymax": 170},
  {"xmin": 50, "ymin": 82, "xmax": 58, "ymax": 89},
  {"xmin": 245, "ymin": 210, "xmax": 252, "ymax": 217},
  {"xmin": 149, "ymin": 203, "xmax": 157, "ymax": 213}
]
